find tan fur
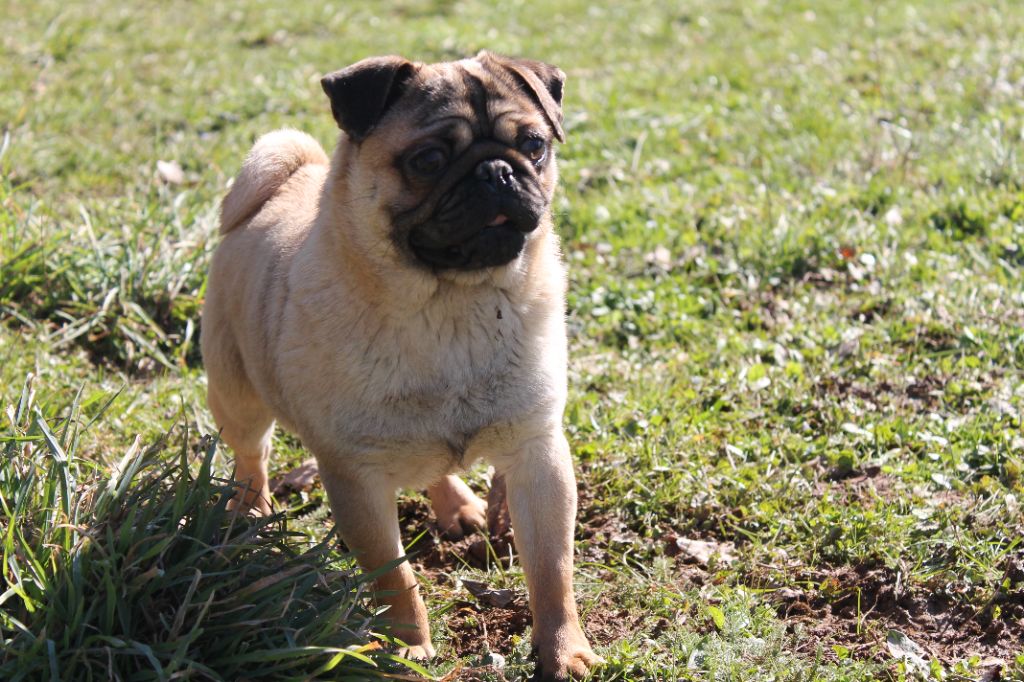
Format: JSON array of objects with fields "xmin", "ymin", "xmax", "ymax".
[
  {"xmin": 219, "ymin": 129, "xmax": 329, "ymax": 234},
  {"xmin": 202, "ymin": 53, "xmax": 600, "ymax": 679}
]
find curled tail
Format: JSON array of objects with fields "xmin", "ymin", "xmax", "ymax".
[{"xmin": 220, "ymin": 129, "xmax": 329, "ymax": 234}]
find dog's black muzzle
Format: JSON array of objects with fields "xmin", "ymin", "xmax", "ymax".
[{"xmin": 397, "ymin": 142, "xmax": 547, "ymax": 271}]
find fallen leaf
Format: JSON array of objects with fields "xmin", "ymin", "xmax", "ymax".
[
  {"xmin": 886, "ymin": 630, "xmax": 929, "ymax": 674},
  {"xmin": 460, "ymin": 578, "xmax": 518, "ymax": 608},
  {"xmin": 645, "ymin": 245, "xmax": 672, "ymax": 269},
  {"xmin": 270, "ymin": 458, "xmax": 319, "ymax": 495},
  {"xmin": 479, "ymin": 651, "xmax": 506, "ymax": 669},
  {"xmin": 884, "ymin": 207, "xmax": 903, "ymax": 227},
  {"xmin": 775, "ymin": 587, "xmax": 803, "ymax": 601},
  {"xmin": 673, "ymin": 538, "xmax": 737, "ymax": 566},
  {"xmin": 156, "ymin": 160, "xmax": 185, "ymax": 184},
  {"xmin": 975, "ymin": 657, "xmax": 1003, "ymax": 682}
]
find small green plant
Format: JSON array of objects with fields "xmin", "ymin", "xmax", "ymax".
[{"xmin": 928, "ymin": 200, "xmax": 988, "ymax": 240}]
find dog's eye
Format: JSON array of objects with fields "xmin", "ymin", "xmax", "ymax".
[
  {"xmin": 408, "ymin": 148, "xmax": 448, "ymax": 175},
  {"xmin": 519, "ymin": 137, "xmax": 546, "ymax": 163}
]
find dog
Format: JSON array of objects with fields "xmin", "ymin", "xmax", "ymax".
[{"xmin": 200, "ymin": 51, "xmax": 601, "ymax": 679}]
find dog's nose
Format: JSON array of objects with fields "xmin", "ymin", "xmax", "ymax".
[{"xmin": 475, "ymin": 159, "xmax": 514, "ymax": 189}]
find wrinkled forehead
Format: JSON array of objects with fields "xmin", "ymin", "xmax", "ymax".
[{"xmin": 392, "ymin": 59, "xmax": 547, "ymax": 140}]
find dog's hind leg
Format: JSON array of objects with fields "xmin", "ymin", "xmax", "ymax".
[
  {"xmin": 204, "ymin": 336, "xmax": 276, "ymax": 516},
  {"xmin": 426, "ymin": 474, "xmax": 487, "ymax": 539},
  {"xmin": 210, "ymin": 387, "xmax": 275, "ymax": 515}
]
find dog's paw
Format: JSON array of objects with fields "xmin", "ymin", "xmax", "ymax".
[
  {"xmin": 534, "ymin": 627, "xmax": 603, "ymax": 680},
  {"xmin": 429, "ymin": 476, "xmax": 487, "ymax": 539},
  {"xmin": 396, "ymin": 642, "xmax": 436, "ymax": 661},
  {"xmin": 436, "ymin": 497, "xmax": 487, "ymax": 539},
  {"xmin": 226, "ymin": 489, "xmax": 273, "ymax": 516}
]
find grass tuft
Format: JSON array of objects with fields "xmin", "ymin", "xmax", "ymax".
[{"xmin": 0, "ymin": 374, "xmax": 408, "ymax": 681}]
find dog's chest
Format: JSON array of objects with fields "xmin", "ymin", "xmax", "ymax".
[{"xmin": 346, "ymin": 292, "xmax": 536, "ymax": 448}]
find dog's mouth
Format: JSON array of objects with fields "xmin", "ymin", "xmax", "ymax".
[
  {"xmin": 409, "ymin": 213, "xmax": 534, "ymax": 270},
  {"xmin": 396, "ymin": 144, "xmax": 549, "ymax": 271}
]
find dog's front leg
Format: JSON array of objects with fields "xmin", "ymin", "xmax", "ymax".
[
  {"xmin": 317, "ymin": 460, "xmax": 434, "ymax": 659},
  {"xmin": 499, "ymin": 432, "xmax": 602, "ymax": 680}
]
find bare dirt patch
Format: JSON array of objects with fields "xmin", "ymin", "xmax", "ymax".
[
  {"xmin": 399, "ymin": 488, "xmax": 652, "ymax": 664},
  {"xmin": 770, "ymin": 561, "xmax": 1024, "ymax": 669},
  {"xmin": 400, "ymin": 483, "xmax": 1023, "ymax": 677},
  {"xmin": 397, "ymin": 495, "xmax": 534, "ymax": 663},
  {"xmin": 444, "ymin": 599, "xmax": 533, "ymax": 659}
]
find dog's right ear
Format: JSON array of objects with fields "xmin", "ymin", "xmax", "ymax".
[{"xmin": 321, "ymin": 56, "xmax": 418, "ymax": 141}]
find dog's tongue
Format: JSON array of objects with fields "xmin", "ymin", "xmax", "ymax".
[{"xmin": 487, "ymin": 214, "xmax": 509, "ymax": 227}]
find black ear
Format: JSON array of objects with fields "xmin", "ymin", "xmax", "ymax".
[
  {"xmin": 320, "ymin": 56, "xmax": 418, "ymax": 141},
  {"xmin": 479, "ymin": 51, "xmax": 566, "ymax": 143}
]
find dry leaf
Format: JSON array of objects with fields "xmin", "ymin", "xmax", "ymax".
[
  {"xmin": 775, "ymin": 587, "xmax": 803, "ymax": 601},
  {"xmin": 673, "ymin": 538, "xmax": 737, "ymax": 566},
  {"xmin": 156, "ymin": 160, "xmax": 185, "ymax": 184},
  {"xmin": 461, "ymin": 578, "xmax": 518, "ymax": 608},
  {"xmin": 270, "ymin": 458, "xmax": 319, "ymax": 495},
  {"xmin": 885, "ymin": 630, "xmax": 929, "ymax": 674},
  {"xmin": 975, "ymin": 657, "xmax": 1004, "ymax": 682},
  {"xmin": 645, "ymin": 245, "xmax": 672, "ymax": 269},
  {"xmin": 884, "ymin": 206, "xmax": 903, "ymax": 227}
]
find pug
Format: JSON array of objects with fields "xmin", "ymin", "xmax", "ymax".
[{"xmin": 201, "ymin": 51, "xmax": 601, "ymax": 679}]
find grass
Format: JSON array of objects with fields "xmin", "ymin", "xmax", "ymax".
[
  {"xmin": 2, "ymin": 0, "xmax": 1023, "ymax": 679},
  {"xmin": 0, "ymin": 375, "xmax": 416, "ymax": 680}
]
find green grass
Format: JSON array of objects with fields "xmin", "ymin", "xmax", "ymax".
[
  {"xmin": 2, "ymin": 0, "xmax": 1024, "ymax": 680},
  {"xmin": 0, "ymin": 375, "xmax": 418, "ymax": 680}
]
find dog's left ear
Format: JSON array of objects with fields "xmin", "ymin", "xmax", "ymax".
[
  {"xmin": 480, "ymin": 51, "xmax": 566, "ymax": 143},
  {"xmin": 321, "ymin": 56, "xmax": 418, "ymax": 141}
]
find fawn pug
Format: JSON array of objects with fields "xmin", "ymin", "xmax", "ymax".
[{"xmin": 201, "ymin": 51, "xmax": 600, "ymax": 679}]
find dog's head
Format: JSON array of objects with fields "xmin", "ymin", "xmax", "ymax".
[{"xmin": 321, "ymin": 51, "xmax": 565, "ymax": 272}]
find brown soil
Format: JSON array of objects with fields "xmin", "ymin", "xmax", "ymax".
[
  {"xmin": 398, "ymin": 490, "xmax": 649, "ymax": 666},
  {"xmin": 397, "ymin": 483, "xmax": 1024, "ymax": 678},
  {"xmin": 769, "ymin": 560, "xmax": 1024, "ymax": 667}
]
